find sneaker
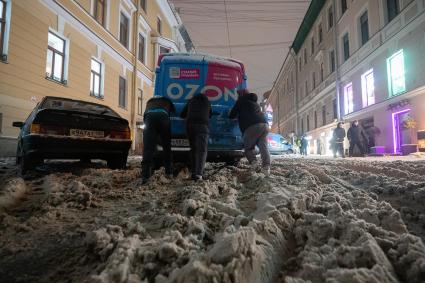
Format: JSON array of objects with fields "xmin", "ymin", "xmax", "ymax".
[{"xmin": 261, "ymin": 166, "xmax": 270, "ymax": 176}]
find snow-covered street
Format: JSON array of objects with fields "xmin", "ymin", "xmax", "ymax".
[{"xmin": 0, "ymin": 156, "xmax": 425, "ymax": 282}]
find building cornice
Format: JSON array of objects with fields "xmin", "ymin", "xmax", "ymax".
[{"xmin": 155, "ymin": 0, "xmax": 178, "ymax": 27}]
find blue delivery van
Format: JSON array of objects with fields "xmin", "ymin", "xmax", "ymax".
[{"xmin": 154, "ymin": 53, "xmax": 248, "ymax": 162}]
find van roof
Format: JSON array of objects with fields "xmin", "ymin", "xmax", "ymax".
[{"xmin": 159, "ymin": 53, "xmax": 245, "ymax": 72}]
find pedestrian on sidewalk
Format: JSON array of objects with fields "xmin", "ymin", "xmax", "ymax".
[
  {"xmin": 141, "ymin": 96, "xmax": 175, "ymax": 184},
  {"xmin": 347, "ymin": 120, "xmax": 368, "ymax": 157},
  {"xmin": 300, "ymin": 135, "xmax": 308, "ymax": 156},
  {"xmin": 229, "ymin": 89, "xmax": 271, "ymax": 175},
  {"xmin": 181, "ymin": 93, "xmax": 212, "ymax": 181},
  {"xmin": 332, "ymin": 122, "xmax": 346, "ymax": 158}
]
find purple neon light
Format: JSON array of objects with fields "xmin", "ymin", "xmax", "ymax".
[{"xmin": 392, "ymin": 108, "xmax": 411, "ymax": 154}]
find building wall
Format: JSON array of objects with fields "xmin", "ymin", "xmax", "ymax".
[
  {"xmin": 0, "ymin": 0, "xmax": 189, "ymax": 156},
  {"xmin": 270, "ymin": 0, "xmax": 425, "ymax": 155}
]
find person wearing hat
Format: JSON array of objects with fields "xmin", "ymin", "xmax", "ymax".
[
  {"xmin": 229, "ymin": 89, "xmax": 271, "ymax": 175},
  {"xmin": 141, "ymin": 96, "xmax": 175, "ymax": 184},
  {"xmin": 181, "ymin": 92, "xmax": 212, "ymax": 181}
]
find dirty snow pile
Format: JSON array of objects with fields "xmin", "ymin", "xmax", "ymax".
[{"xmin": 0, "ymin": 157, "xmax": 424, "ymax": 283}]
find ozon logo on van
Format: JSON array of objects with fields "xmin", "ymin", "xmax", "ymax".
[{"xmin": 166, "ymin": 83, "xmax": 238, "ymax": 101}]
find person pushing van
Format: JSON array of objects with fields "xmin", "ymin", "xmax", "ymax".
[
  {"xmin": 141, "ymin": 96, "xmax": 175, "ymax": 184},
  {"xmin": 229, "ymin": 89, "xmax": 271, "ymax": 175},
  {"xmin": 181, "ymin": 93, "xmax": 212, "ymax": 181}
]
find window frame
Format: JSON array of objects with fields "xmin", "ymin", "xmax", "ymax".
[
  {"xmin": 140, "ymin": 0, "xmax": 147, "ymax": 12},
  {"xmin": 93, "ymin": 0, "xmax": 106, "ymax": 27},
  {"xmin": 387, "ymin": 0, "xmax": 400, "ymax": 23},
  {"xmin": 90, "ymin": 58, "xmax": 103, "ymax": 98},
  {"xmin": 119, "ymin": 11, "xmax": 130, "ymax": 48},
  {"xmin": 360, "ymin": 11, "xmax": 369, "ymax": 46},
  {"xmin": 46, "ymin": 30, "xmax": 67, "ymax": 83},
  {"xmin": 342, "ymin": 33, "xmax": 350, "ymax": 61},
  {"xmin": 138, "ymin": 33, "xmax": 146, "ymax": 64},
  {"xmin": 318, "ymin": 23, "xmax": 323, "ymax": 43},
  {"xmin": 157, "ymin": 16, "xmax": 162, "ymax": 35},
  {"xmin": 119, "ymin": 76, "xmax": 127, "ymax": 108},
  {"xmin": 328, "ymin": 5, "xmax": 334, "ymax": 30},
  {"xmin": 341, "ymin": 0, "xmax": 347, "ymax": 16},
  {"xmin": 361, "ymin": 68, "xmax": 375, "ymax": 107},
  {"xmin": 387, "ymin": 49, "xmax": 406, "ymax": 97},
  {"xmin": 343, "ymin": 82, "xmax": 354, "ymax": 115},
  {"xmin": 0, "ymin": 0, "xmax": 7, "ymax": 58},
  {"xmin": 329, "ymin": 50, "xmax": 336, "ymax": 73}
]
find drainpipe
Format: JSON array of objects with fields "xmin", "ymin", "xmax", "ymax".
[
  {"xmin": 131, "ymin": 1, "xmax": 140, "ymax": 152},
  {"xmin": 333, "ymin": 0, "xmax": 341, "ymax": 121},
  {"xmin": 290, "ymin": 48, "xmax": 299, "ymax": 135}
]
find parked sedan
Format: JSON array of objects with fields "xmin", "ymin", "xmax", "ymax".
[
  {"xmin": 267, "ymin": 133, "xmax": 293, "ymax": 155},
  {"xmin": 13, "ymin": 96, "xmax": 132, "ymax": 173}
]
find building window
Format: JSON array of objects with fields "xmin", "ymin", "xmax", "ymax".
[
  {"xmin": 341, "ymin": 0, "xmax": 347, "ymax": 15},
  {"xmin": 311, "ymin": 37, "xmax": 314, "ymax": 55},
  {"xmin": 305, "ymin": 80, "xmax": 308, "ymax": 96},
  {"xmin": 46, "ymin": 31, "xmax": 66, "ymax": 83},
  {"xmin": 343, "ymin": 82, "xmax": 354, "ymax": 115},
  {"xmin": 361, "ymin": 69, "xmax": 375, "ymax": 107},
  {"xmin": 318, "ymin": 24, "xmax": 323, "ymax": 43},
  {"xmin": 301, "ymin": 118, "xmax": 304, "ymax": 133},
  {"xmin": 307, "ymin": 115, "xmax": 310, "ymax": 131},
  {"xmin": 304, "ymin": 49, "xmax": 307, "ymax": 64},
  {"xmin": 312, "ymin": 72, "xmax": 316, "ymax": 89},
  {"xmin": 333, "ymin": 99, "xmax": 338, "ymax": 119},
  {"xmin": 138, "ymin": 89, "xmax": 143, "ymax": 115},
  {"xmin": 387, "ymin": 49, "xmax": 405, "ymax": 97},
  {"xmin": 0, "ymin": 0, "xmax": 9, "ymax": 59},
  {"xmin": 387, "ymin": 0, "xmax": 399, "ymax": 23},
  {"xmin": 138, "ymin": 33, "xmax": 145, "ymax": 63},
  {"xmin": 314, "ymin": 111, "xmax": 317, "ymax": 129},
  {"xmin": 328, "ymin": 6, "xmax": 334, "ymax": 30},
  {"xmin": 322, "ymin": 105, "xmax": 326, "ymax": 125},
  {"xmin": 329, "ymin": 50, "xmax": 335, "ymax": 73},
  {"xmin": 159, "ymin": 46, "xmax": 170, "ymax": 54},
  {"xmin": 360, "ymin": 11, "xmax": 369, "ymax": 46},
  {"xmin": 320, "ymin": 63, "xmax": 324, "ymax": 82},
  {"xmin": 140, "ymin": 0, "xmax": 146, "ymax": 12},
  {"xmin": 90, "ymin": 59, "xmax": 102, "ymax": 98},
  {"xmin": 299, "ymin": 58, "xmax": 302, "ymax": 71},
  {"xmin": 119, "ymin": 76, "xmax": 127, "ymax": 108},
  {"xmin": 342, "ymin": 33, "xmax": 350, "ymax": 61},
  {"xmin": 93, "ymin": 0, "xmax": 105, "ymax": 26},
  {"xmin": 157, "ymin": 17, "xmax": 162, "ymax": 35},
  {"xmin": 119, "ymin": 12, "xmax": 129, "ymax": 48}
]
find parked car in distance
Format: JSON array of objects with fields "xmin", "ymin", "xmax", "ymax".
[
  {"xmin": 267, "ymin": 133, "xmax": 293, "ymax": 155},
  {"xmin": 13, "ymin": 96, "xmax": 132, "ymax": 173}
]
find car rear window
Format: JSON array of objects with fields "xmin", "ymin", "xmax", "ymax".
[{"xmin": 41, "ymin": 97, "xmax": 120, "ymax": 117}]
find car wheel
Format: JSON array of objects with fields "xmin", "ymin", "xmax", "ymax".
[
  {"xmin": 107, "ymin": 154, "xmax": 128, "ymax": 169},
  {"xmin": 17, "ymin": 144, "xmax": 36, "ymax": 175},
  {"xmin": 286, "ymin": 149, "xmax": 294, "ymax": 154}
]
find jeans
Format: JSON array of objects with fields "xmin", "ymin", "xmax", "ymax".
[
  {"xmin": 243, "ymin": 123, "xmax": 270, "ymax": 167},
  {"xmin": 187, "ymin": 124, "xmax": 209, "ymax": 177}
]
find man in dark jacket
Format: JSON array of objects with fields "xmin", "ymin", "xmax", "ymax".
[
  {"xmin": 300, "ymin": 135, "xmax": 308, "ymax": 156},
  {"xmin": 229, "ymin": 90, "xmax": 270, "ymax": 174},
  {"xmin": 181, "ymin": 93, "xmax": 212, "ymax": 181},
  {"xmin": 141, "ymin": 96, "xmax": 175, "ymax": 184},
  {"xmin": 332, "ymin": 122, "xmax": 346, "ymax": 157},
  {"xmin": 347, "ymin": 120, "xmax": 368, "ymax": 157}
]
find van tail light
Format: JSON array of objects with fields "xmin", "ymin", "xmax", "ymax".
[
  {"xmin": 30, "ymin": 123, "xmax": 41, "ymax": 134},
  {"xmin": 110, "ymin": 128, "xmax": 131, "ymax": 140}
]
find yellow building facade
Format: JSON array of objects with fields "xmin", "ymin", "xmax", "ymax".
[{"xmin": 0, "ymin": 0, "xmax": 190, "ymax": 156}]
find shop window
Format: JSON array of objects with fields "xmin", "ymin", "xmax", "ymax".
[
  {"xmin": 138, "ymin": 33, "xmax": 146, "ymax": 64},
  {"xmin": 387, "ymin": 0, "xmax": 399, "ymax": 23},
  {"xmin": 94, "ymin": 0, "xmax": 105, "ymax": 27},
  {"xmin": 119, "ymin": 12, "xmax": 129, "ymax": 48},
  {"xmin": 342, "ymin": 33, "xmax": 350, "ymax": 61},
  {"xmin": 90, "ymin": 59, "xmax": 103, "ymax": 98},
  {"xmin": 361, "ymin": 68, "xmax": 375, "ymax": 107},
  {"xmin": 343, "ymin": 82, "xmax": 353, "ymax": 115},
  {"xmin": 46, "ymin": 31, "xmax": 67, "ymax": 83},
  {"xmin": 0, "ymin": 0, "xmax": 11, "ymax": 61},
  {"xmin": 360, "ymin": 11, "xmax": 369, "ymax": 46},
  {"xmin": 387, "ymin": 49, "xmax": 405, "ymax": 97},
  {"xmin": 119, "ymin": 76, "xmax": 127, "ymax": 108}
]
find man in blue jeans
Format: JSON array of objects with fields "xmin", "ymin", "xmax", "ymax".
[
  {"xmin": 141, "ymin": 96, "xmax": 175, "ymax": 184},
  {"xmin": 229, "ymin": 90, "xmax": 271, "ymax": 175}
]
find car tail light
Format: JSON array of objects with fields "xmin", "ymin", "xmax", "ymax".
[
  {"xmin": 40, "ymin": 124, "xmax": 68, "ymax": 135},
  {"xmin": 30, "ymin": 123, "xmax": 41, "ymax": 134},
  {"xmin": 110, "ymin": 128, "xmax": 131, "ymax": 140}
]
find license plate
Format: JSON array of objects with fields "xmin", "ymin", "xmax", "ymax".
[
  {"xmin": 70, "ymin": 129, "xmax": 104, "ymax": 138},
  {"xmin": 171, "ymin": 139, "xmax": 189, "ymax": 147}
]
